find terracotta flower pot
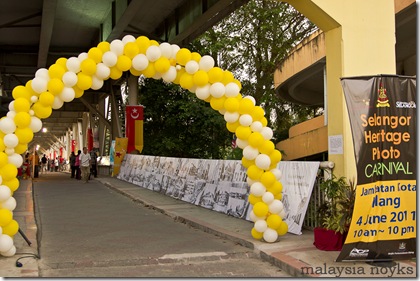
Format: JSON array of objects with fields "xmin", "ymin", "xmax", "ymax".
[{"xmin": 313, "ymin": 227, "xmax": 346, "ymax": 251}]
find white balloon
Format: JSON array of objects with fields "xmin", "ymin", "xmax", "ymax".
[
  {"xmin": 102, "ymin": 51, "xmax": 118, "ymax": 67},
  {"xmin": 110, "ymin": 39, "xmax": 124, "ymax": 56},
  {"xmin": 171, "ymin": 44, "xmax": 180, "ymax": 59},
  {"xmin": 262, "ymin": 191, "xmax": 275, "ymax": 204},
  {"xmin": 225, "ymin": 82, "xmax": 240, "ymax": 97},
  {"xmin": 29, "ymin": 109, "xmax": 34, "ymax": 116},
  {"xmin": 0, "ymin": 185, "xmax": 11, "ymax": 202},
  {"xmin": 162, "ymin": 66, "xmax": 177, "ymax": 82},
  {"xmin": 0, "ymin": 234, "xmax": 13, "ymax": 253},
  {"xmin": 246, "ymin": 177, "xmax": 256, "ymax": 187},
  {"xmin": 35, "ymin": 68, "xmax": 50, "ymax": 80},
  {"xmin": 96, "ymin": 63, "xmax": 110, "ymax": 79},
  {"xmin": 6, "ymin": 111, "xmax": 16, "ymax": 119},
  {"xmin": 263, "ymin": 228, "xmax": 278, "ymax": 243},
  {"xmin": 243, "ymin": 145, "xmax": 259, "ymax": 160},
  {"xmin": 122, "ymin": 34, "xmax": 136, "ymax": 44},
  {"xmin": 255, "ymin": 154, "xmax": 271, "ymax": 170},
  {"xmin": 52, "ymin": 96, "xmax": 64, "ymax": 109},
  {"xmin": 62, "ymin": 71, "xmax": 78, "ymax": 87},
  {"xmin": 7, "ymin": 153, "xmax": 23, "ymax": 168},
  {"xmin": 251, "ymin": 121, "xmax": 263, "ymax": 132},
  {"xmin": 250, "ymin": 182, "xmax": 266, "ymax": 197},
  {"xmin": 0, "ymin": 117, "xmax": 16, "ymax": 135},
  {"xmin": 239, "ymin": 114, "xmax": 253, "ymax": 126},
  {"xmin": 249, "ymin": 210, "xmax": 265, "ymax": 223},
  {"xmin": 31, "ymin": 77, "xmax": 48, "ymax": 93},
  {"xmin": 209, "ymin": 82, "xmax": 225, "ymax": 98},
  {"xmin": 66, "ymin": 57, "xmax": 81, "ymax": 73},
  {"xmin": 132, "ymin": 54, "xmax": 149, "ymax": 71},
  {"xmin": 269, "ymin": 199, "xmax": 284, "ymax": 214},
  {"xmin": 1, "ymin": 197, "xmax": 17, "ymax": 211},
  {"xmin": 145, "ymin": 45, "xmax": 161, "ymax": 62},
  {"xmin": 3, "ymin": 133, "xmax": 18, "ymax": 148},
  {"xmin": 8, "ymin": 101, "xmax": 15, "ymax": 112},
  {"xmin": 198, "ymin": 55, "xmax": 215, "ymax": 71},
  {"xmin": 1, "ymin": 245, "xmax": 16, "ymax": 257},
  {"xmin": 254, "ymin": 219, "xmax": 268, "ymax": 233},
  {"xmin": 244, "ymin": 95, "xmax": 256, "ymax": 105},
  {"xmin": 218, "ymin": 108, "xmax": 225, "ymax": 115},
  {"xmin": 30, "ymin": 96, "xmax": 38, "ymax": 103},
  {"xmin": 152, "ymin": 71, "xmax": 163, "ymax": 80},
  {"xmin": 224, "ymin": 111, "xmax": 239, "ymax": 123},
  {"xmin": 235, "ymin": 138, "xmax": 248, "ymax": 149},
  {"xmin": 29, "ymin": 116, "xmax": 42, "ymax": 133},
  {"xmin": 195, "ymin": 84, "xmax": 211, "ymax": 100},
  {"xmin": 271, "ymin": 168, "xmax": 282, "ymax": 180},
  {"xmin": 5, "ymin": 148, "xmax": 14, "ymax": 156},
  {"xmin": 78, "ymin": 52, "xmax": 88, "ymax": 61},
  {"xmin": 261, "ymin": 127, "xmax": 274, "ymax": 140},
  {"xmin": 159, "ymin": 42, "xmax": 173, "ymax": 58},
  {"xmin": 59, "ymin": 87, "xmax": 75, "ymax": 102},
  {"xmin": 91, "ymin": 76, "xmax": 104, "ymax": 90},
  {"xmin": 185, "ymin": 60, "xmax": 199, "ymax": 74},
  {"xmin": 279, "ymin": 209, "xmax": 286, "ymax": 219}
]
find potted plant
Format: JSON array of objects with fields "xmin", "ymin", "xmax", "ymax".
[{"xmin": 313, "ymin": 175, "xmax": 356, "ymax": 251}]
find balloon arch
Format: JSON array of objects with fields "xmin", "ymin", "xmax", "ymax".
[{"xmin": 0, "ymin": 35, "xmax": 287, "ymax": 256}]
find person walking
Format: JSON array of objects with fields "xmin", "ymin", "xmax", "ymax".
[
  {"xmin": 69, "ymin": 152, "xmax": 76, "ymax": 178},
  {"xmin": 79, "ymin": 147, "xmax": 91, "ymax": 183},
  {"xmin": 41, "ymin": 154, "xmax": 48, "ymax": 174},
  {"xmin": 75, "ymin": 150, "xmax": 81, "ymax": 180},
  {"xmin": 90, "ymin": 151, "xmax": 98, "ymax": 178}
]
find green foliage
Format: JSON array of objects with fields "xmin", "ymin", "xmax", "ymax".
[
  {"xmin": 138, "ymin": 78, "xmax": 232, "ymax": 159},
  {"xmin": 317, "ymin": 175, "xmax": 356, "ymax": 234}
]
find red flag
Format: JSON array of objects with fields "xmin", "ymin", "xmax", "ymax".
[
  {"xmin": 87, "ymin": 128, "xmax": 93, "ymax": 151},
  {"xmin": 125, "ymin": 105, "xmax": 144, "ymax": 153}
]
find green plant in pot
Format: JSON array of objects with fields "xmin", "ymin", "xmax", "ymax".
[{"xmin": 313, "ymin": 175, "xmax": 356, "ymax": 251}]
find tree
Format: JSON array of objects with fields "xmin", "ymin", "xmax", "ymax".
[
  {"xmin": 138, "ymin": 78, "xmax": 233, "ymax": 159},
  {"xmin": 191, "ymin": 0, "xmax": 321, "ymax": 142}
]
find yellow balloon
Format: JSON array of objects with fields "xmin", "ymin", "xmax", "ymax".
[
  {"xmin": 136, "ymin": 36, "xmax": 151, "ymax": 54},
  {"xmin": 12, "ymin": 86, "xmax": 31, "ymax": 100},
  {"xmin": 269, "ymin": 149, "xmax": 282, "ymax": 165},
  {"xmin": 191, "ymin": 52, "xmax": 201, "ymax": 62},
  {"xmin": 15, "ymin": 127, "xmax": 34, "ymax": 144},
  {"xmin": 88, "ymin": 47, "xmax": 103, "ymax": 63},
  {"xmin": 0, "ymin": 138, "xmax": 5, "ymax": 152},
  {"xmin": 77, "ymin": 72, "xmax": 93, "ymax": 90},
  {"xmin": 253, "ymin": 202, "xmax": 269, "ymax": 217},
  {"xmin": 130, "ymin": 67, "xmax": 142, "ymax": 77},
  {"xmin": 14, "ymin": 143, "xmax": 27, "ymax": 155},
  {"xmin": 226, "ymin": 121, "xmax": 240, "ymax": 133},
  {"xmin": 251, "ymin": 106, "xmax": 265, "ymax": 120},
  {"xmin": 277, "ymin": 221, "xmax": 288, "ymax": 235},
  {"xmin": 39, "ymin": 91, "xmax": 55, "ymax": 106},
  {"xmin": 0, "ymin": 209, "xmax": 13, "ymax": 227},
  {"xmin": 0, "ymin": 152, "xmax": 8, "ymax": 167},
  {"xmin": 14, "ymin": 98, "xmax": 31, "ymax": 112},
  {"xmin": 73, "ymin": 86, "xmax": 84, "ymax": 98},
  {"xmin": 221, "ymin": 70, "xmax": 234, "ymax": 85},
  {"xmin": 25, "ymin": 81, "xmax": 38, "ymax": 97},
  {"xmin": 1, "ymin": 164, "xmax": 18, "ymax": 181},
  {"xmin": 208, "ymin": 67, "xmax": 224, "ymax": 83},
  {"xmin": 81, "ymin": 58, "xmax": 97, "ymax": 76},
  {"xmin": 2, "ymin": 219, "xmax": 19, "ymax": 236},
  {"xmin": 150, "ymin": 40, "xmax": 159, "ymax": 46},
  {"xmin": 116, "ymin": 55, "xmax": 132, "ymax": 72},
  {"xmin": 97, "ymin": 41, "xmax": 110, "ymax": 53},
  {"xmin": 173, "ymin": 68, "xmax": 185, "ymax": 85},
  {"xmin": 48, "ymin": 63, "xmax": 66, "ymax": 79},
  {"xmin": 55, "ymin": 57, "xmax": 68, "ymax": 69},
  {"xmin": 141, "ymin": 62, "xmax": 156, "ymax": 78},
  {"xmin": 260, "ymin": 171, "xmax": 276, "ymax": 188},
  {"xmin": 241, "ymin": 157, "xmax": 254, "ymax": 168},
  {"xmin": 233, "ymin": 79, "xmax": 242, "ymax": 90},
  {"xmin": 246, "ymin": 165, "xmax": 263, "ymax": 181},
  {"xmin": 14, "ymin": 112, "xmax": 31, "ymax": 128},
  {"xmin": 179, "ymin": 73, "xmax": 194, "ymax": 89},
  {"xmin": 124, "ymin": 42, "xmax": 139, "ymax": 59},
  {"xmin": 47, "ymin": 78, "xmax": 64, "ymax": 95},
  {"xmin": 3, "ymin": 178, "xmax": 19, "ymax": 192},
  {"xmin": 154, "ymin": 57, "xmax": 171, "ymax": 73},
  {"xmin": 260, "ymin": 117, "xmax": 268, "ymax": 127},
  {"xmin": 268, "ymin": 180, "xmax": 283, "ymax": 195},
  {"xmin": 235, "ymin": 126, "xmax": 252, "ymax": 140},
  {"xmin": 238, "ymin": 98, "xmax": 254, "ymax": 115},
  {"xmin": 259, "ymin": 140, "xmax": 275, "ymax": 155},
  {"xmin": 248, "ymin": 132, "xmax": 264, "ymax": 148},
  {"xmin": 32, "ymin": 102, "xmax": 52, "ymax": 119},
  {"xmin": 209, "ymin": 96, "xmax": 226, "ymax": 111},
  {"xmin": 248, "ymin": 194, "xmax": 262, "ymax": 205},
  {"xmin": 267, "ymin": 214, "xmax": 282, "ymax": 230},
  {"xmin": 251, "ymin": 228, "xmax": 263, "ymax": 240},
  {"xmin": 175, "ymin": 48, "xmax": 192, "ymax": 66},
  {"xmin": 224, "ymin": 97, "xmax": 239, "ymax": 112},
  {"xmin": 192, "ymin": 70, "xmax": 209, "ymax": 87}
]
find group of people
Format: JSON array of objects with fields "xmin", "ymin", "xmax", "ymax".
[{"xmin": 69, "ymin": 147, "xmax": 98, "ymax": 183}]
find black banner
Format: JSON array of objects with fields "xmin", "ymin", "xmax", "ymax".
[{"xmin": 337, "ymin": 75, "xmax": 416, "ymax": 262}]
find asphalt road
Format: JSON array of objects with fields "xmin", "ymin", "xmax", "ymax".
[{"xmin": 32, "ymin": 173, "xmax": 290, "ymax": 277}]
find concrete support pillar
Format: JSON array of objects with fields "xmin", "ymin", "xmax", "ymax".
[
  {"xmin": 283, "ymin": 0, "xmax": 396, "ymax": 180},
  {"xmin": 128, "ymin": 74, "xmax": 139, "ymax": 105}
]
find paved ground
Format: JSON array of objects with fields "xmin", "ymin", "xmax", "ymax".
[{"xmin": 0, "ymin": 171, "xmax": 416, "ymax": 278}]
